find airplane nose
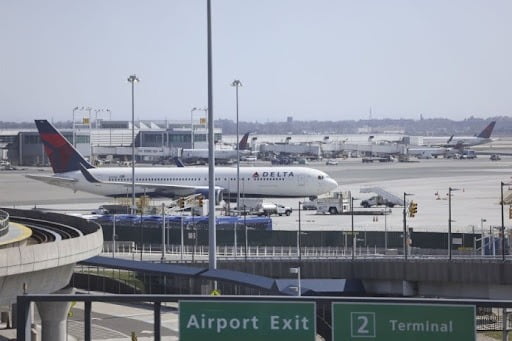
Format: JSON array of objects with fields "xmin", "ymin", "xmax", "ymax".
[{"xmin": 326, "ymin": 178, "xmax": 338, "ymax": 191}]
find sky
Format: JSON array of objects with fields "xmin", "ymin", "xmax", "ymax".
[{"xmin": 1, "ymin": 0, "xmax": 511, "ymax": 123}]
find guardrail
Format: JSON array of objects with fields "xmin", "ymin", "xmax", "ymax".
[
  {"xmin": 16, "ymin": 294, "xmax": 512, "ymax": 340},
  {"xmin": 101, "ymin": 243, "xmax": 508, "ymax": 261},
  {"xmin": 0, "ymin": 209, "xmax": 9, "ymax": 237}
]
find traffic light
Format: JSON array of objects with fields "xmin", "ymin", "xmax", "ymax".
[
  {"xmin": 198, "ymin": 195, "xmax": 204, "ymax": 207},
  {"xmin": 178, "ymin": 198, "xmax": 185, "ymax": 209},
  {"xmin": 408, "ymin": 201, "xmax": 418, "ymax": 218},
  {"xmin": 509, "ymin": 205, "xmax": 512, "ymax": 220}
]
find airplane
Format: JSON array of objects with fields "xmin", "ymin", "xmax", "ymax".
[
  {"xmin": 180, "ymin": 132, "xmax": 256, "ymax": 165},
  {"xmin": 27, "ymin": 120, "xmax": 338, "ymax": 202},
  {"xmin": 421, "ymin": 121, "xmax": 496, "ymax": 149}
]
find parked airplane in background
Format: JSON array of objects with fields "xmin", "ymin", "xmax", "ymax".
[
  {"xmin": 180, "ymin": 132, "xmax": 256, "ymax": 165},
  {"xmin": 27, "ymin": 120, "xmax": 338, "ymax": 201},
  {"xmin": 421, "ymin": 121, "xmax": 496, "ymax": 149}
]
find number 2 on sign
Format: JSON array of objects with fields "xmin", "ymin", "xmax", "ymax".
[{"xmin": 351, "ymin": 312, "xmax": 376, "ymax": 338}]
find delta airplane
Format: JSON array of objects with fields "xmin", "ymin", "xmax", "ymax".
[
  {"xmin": 421, "ymin": 121, "xmax": 496, "ymax": 149},
  {"xmin": 27, "ymin": 120, "xmax": 338, "ymax": 202}
]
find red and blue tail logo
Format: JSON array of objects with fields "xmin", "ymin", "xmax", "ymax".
[
  {"xmin": 477, "ymin": 121, "xmax": 496, "ymax": 139},
  {"xmin": 35, "ymin": 120, "xmax": 94, "ymax": 174},
  {"xmin": 238, "ymin": 132, "xmax": 250, "ymax": 150}
]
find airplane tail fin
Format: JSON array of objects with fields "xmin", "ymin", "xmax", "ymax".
[
  {"xmin": 477, "ymin": 121, "xmax": 496, "ymax": 139},
  {"xmin": 238, "ymin": 132, "xmax": 250, "ymax": 150},
  {"xmin": 35, "ymin": 119, "xmax": 94, "ymax": 174}
]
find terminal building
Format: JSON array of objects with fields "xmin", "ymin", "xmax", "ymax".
[{"xmin": 1, "ymin": 120, "xmax": 223, "ymax": 166}]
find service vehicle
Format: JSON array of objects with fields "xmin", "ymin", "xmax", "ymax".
[
  {"xmin": 316, "ymin": 191, "xmax": 351, "ymax": 215},
  {"xmin": 257, "ymin": 203, "xmax": 293, "ymax": 216},
  {"xmin": 302, "ymin": 200, "xmax": 317, "ymax": 210}
]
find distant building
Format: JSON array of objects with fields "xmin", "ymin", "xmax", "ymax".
[{"xmin": 2, "ymin": 120, "xmax": 223, "ymax": 166}]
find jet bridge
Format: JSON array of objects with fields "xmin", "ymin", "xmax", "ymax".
[{"xmin": 360, "ymin": 187, "xmax": 404, "ymax": 206}]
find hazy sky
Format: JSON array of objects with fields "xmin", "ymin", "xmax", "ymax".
[{"xmin": 1, "ymin": 0, "xmax": 511, "ymax": 123}]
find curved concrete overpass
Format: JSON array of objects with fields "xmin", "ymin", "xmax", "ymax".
[{"xmin": 0, "ymin": 208, "xmax": 103, "ymax": 305}]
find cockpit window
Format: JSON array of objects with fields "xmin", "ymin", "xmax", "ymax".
[{"xmin": 318, "ymin": 175, "xmax": 324, "ymax": 180}]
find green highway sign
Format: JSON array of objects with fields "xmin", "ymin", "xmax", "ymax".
[
  {"xmin": 179, "ymin": 300, "xmax": 316, "ymax": 341},
  {"xmin": 332, "ymin": 303, "xmax": 475, "ymax": 341}
]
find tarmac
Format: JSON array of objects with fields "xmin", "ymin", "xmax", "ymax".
[{"xmin": 2, "ymin": 156, "xmax": 512, "ymax": 234}]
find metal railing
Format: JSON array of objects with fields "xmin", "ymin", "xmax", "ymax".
[
  {"xmin": 101, "ymin": 243, "xmax": 512, "ymax": 261},
  {"xmin": 16, "ymin": 294, "xmax": 512, "ymax": 341}
]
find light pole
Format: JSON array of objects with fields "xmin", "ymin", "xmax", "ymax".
[
  {"xmin": 161, "ymin": 203, "xmax": 166, "ymax": 262},
  {"xmin": 481, "ymin": 218, "xmax": 487, "ymax": 256},
  {"xmin": 93, "ymin": 108, "xmax": 104, "ymax": 166},
  {"xmin": 94, "ymin": 109, "xmax": 101, "ymax": 129},
  {"xmin": 72, "ymin": 106, "xmax": 79, "ymax": 147},
  {"xmin": 500, "ymin": 182, "xmax": 511, "ymax": 261},
  {"xmin": 448, "ymin": 187, "xmax": 459, "ymax": 260},
  {"xmin": 244, "ymin": 205, "xmax": 248, "ymax": 264},
  {"xmin": 298, "ymin": 201, "xmax": 302, "ymax": 262},
  {"xmin": 471, "ymin": 224, "xmax": 476, "ymax": 256},
  {"xmin": 403, "ymin": 192, "xmax": 413, "ymax": 260},
  {"xmin": 85, "ymin": 107, "xmax": 93, "ymax": 163},
  {"xmin": 231, "ymin": 80, "xmax": 242, "ymax": 214},
  {"xmin": 351, "ymin": 197, "xmax": 356, "ymax": 260},
  {"xmin": 190, "ymin": 107, "xmax": 197, "ymax": 149},
  {"xmin": 112, "ymin": 214, "xmax": 116, "ymax": 258},
  {"xmin": 106, "ymin": 109, "xmax": 112, "ymax": 146},
  {"xmin": 481, "ymin": 218, "xmax": 487, "ymax": 235},
  {"xmin": 383, "ymin": 208, "xmax": 388, "ymax": 251},
  {"xmin": 206, "ymin": 0, "xmax": 217, "ymax": 273},
  {"xmin": 127, "ymin": 74, "xmax": 139, "ymax": 215}
]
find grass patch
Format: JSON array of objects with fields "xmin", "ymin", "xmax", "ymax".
[{"xmin": 480, "ymin": 331, "xmax": 504, "ymax": 340}]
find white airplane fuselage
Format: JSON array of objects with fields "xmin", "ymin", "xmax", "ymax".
[
  {"xmin": 60, "ymin": 166, "xmax": 338, "ymax": 198},
  {"xmin": 421, "ymin": 136, "xmax": 492, "ymax": 148}
]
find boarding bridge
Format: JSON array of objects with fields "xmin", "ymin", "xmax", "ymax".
[{"xmin": 360, "ymin": 187, "xmax": 404, "ymax": 206}]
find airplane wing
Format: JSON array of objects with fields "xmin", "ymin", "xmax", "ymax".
[
  {"xmin": 79, "ymin": 164, "xmax": 223, "ymax": 198},
  {"xmin": 26, "ymin": 174, "xmax": 78, "ymax": 189}
]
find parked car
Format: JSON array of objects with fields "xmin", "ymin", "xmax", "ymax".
[{"xmin": 275, "ymin": 204, "xmax": 293, "ymax": 216}]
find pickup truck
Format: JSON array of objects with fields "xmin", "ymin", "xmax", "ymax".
[
  {"xmin": 257, "ymin": 203, "xmax": 293, "ymax": 216},
  {"xmin": 360, "ymin": 195, "xmax": 396, "ymax": 208}
]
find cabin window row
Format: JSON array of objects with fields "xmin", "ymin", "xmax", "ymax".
[{"xmin": 106, "ymin": 177, "xmax": 287, "ymax": 182}]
